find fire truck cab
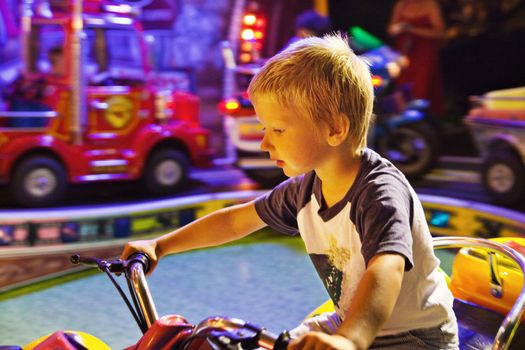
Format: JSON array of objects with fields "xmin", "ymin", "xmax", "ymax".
[{"xmin": 0, "ymin": 0, "xmax": 213, "ymax": 207}]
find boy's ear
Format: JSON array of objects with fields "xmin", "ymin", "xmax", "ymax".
[{"xmin": 327, "ymin": 113, "xmax": 350, "ymax": 146}]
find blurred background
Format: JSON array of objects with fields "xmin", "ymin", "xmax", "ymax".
[
  {"xmin": 2, "ymin": 0, "xmax": 524, "ymax": 120},
  {"xmin": 1, "ymin": 1, "xmax": 525, "ymax": 348}
]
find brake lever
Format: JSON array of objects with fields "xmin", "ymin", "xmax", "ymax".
[
  {"xmin": 70, "ymin": 254, "xmax": 126, "ymax": 273},
  {"xmin": 70, "ymin": 254, "xmax": 103, "ymax": 269}
]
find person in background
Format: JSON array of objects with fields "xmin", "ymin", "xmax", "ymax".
[
  {"xmin": 120, "ymin": 33, "xmax": 458, "ymax": 350},
  {"xmin": 47, "ymin": 45, "xmax": 65, "ymax": 76},
  {"xmin": 446, "ymin": 0, "xmax": 488, "ymax": 40},
  {"xmin": 387, "ymin": 0, "xmax": 446, "ymax": 116},
  {"xmin": 285, "ymin": 9, "xmax": 331, "ymax": 47}
]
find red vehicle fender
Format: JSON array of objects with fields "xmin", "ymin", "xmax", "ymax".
[
  {"xmin": 0, "ymin": 134, "xmax": 78, "ymax": 182},
  {"xmin": 133, "ymin": 122, "xmax": 212, "ymax": 168}
]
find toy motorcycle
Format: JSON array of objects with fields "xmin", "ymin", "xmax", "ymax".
[
  {"xmin": 356, "ymin": 28, "xmax": 440, "ymax": 179},
  {"xmin": 218, "ymin": 27, "xmax": 440, "ymax": 186},
  {"xmin": 18, "ymin": 253, "xmax": 291, "ymax": 350}
]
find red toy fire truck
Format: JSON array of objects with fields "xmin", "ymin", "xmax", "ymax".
[{"xmin": 0, "ymin": 0, "xmax": 213, "ymax": 207}]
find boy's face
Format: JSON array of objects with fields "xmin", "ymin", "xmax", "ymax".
[{"xmin": 253, "ymin": 95, "xmax": 331, "ymax": 177}]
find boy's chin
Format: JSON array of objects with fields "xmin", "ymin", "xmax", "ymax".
[{"xmin": 283, "ymin": 168, "xmax": 305, "ymax": 178}]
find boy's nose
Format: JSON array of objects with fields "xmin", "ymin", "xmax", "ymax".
[{"xmin": 260, "ymin": 133, "xmax": 271, "ymax": 152}]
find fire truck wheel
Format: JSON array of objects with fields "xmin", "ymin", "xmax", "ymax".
[
  {"xmin": 481, "ymin": 151, "xmax": 525, "ymax": 207},
  {"xmin": 11, "ymin": 156, "xmax": 67, "ymax": 207},
  {"xmin": 144, "ymin": 149, "xmax": 189, "ymax": 194}
]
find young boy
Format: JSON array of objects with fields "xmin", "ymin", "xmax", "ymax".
[{"xmin": 120, "ymin": 34, "xmax": 458, "ymax": 350}]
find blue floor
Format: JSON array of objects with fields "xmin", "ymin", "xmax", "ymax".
[{"xmin": 0, "ymin": 240, "xmax": 328, "ymax": 349}]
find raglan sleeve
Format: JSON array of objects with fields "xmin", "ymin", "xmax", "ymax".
[
  {"xmin": 254, "ymin": 177, "xmax": 303, "ymax": 236},
  {"xmin": 354, "ymin": 177, "xmax": 414, "ymax": 271}
]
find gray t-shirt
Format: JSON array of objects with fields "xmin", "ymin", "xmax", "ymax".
[{"xmin": 255, "ymin": 148, "xmax": 455, "ymax": 335}]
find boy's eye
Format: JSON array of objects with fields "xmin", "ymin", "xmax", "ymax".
[{"xmin": 261, "ymin": 127, "xmax": 283, "ymax": 134}]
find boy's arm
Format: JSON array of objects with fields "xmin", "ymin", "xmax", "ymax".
[
  {"xmin": 288, "ymin": 253, "xmax": 405, "ymax": 350},
  {"xmin": 156, "ymin": 200, "xmax": 265, "ymax": 256},
  {"xmin": 337, "ymin": 252, "xmax": 405, "ymax": 349},
  {"xmin": 120, "ymin": 201, "xmax": 266, "ymax": 271}
]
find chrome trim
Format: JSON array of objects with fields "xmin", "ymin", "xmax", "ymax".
[
  {"xmin": 129, "ymin": 262, "xmax": 158, "ymax": 328},
  {"xmin": 194, "ymin": 316, "xmax": 247, "ymax": 333},
  {"xmin": 0, "ymin": 128, "xmax": 52, "ymax": 132},
  {"xmin": 90, "ymin": 100, "xmax": 109, "ymax": 110},
  {"xmin": 258, "ymin": 329, "xmax": 280, "ymax": 349},
  {"xmin": 193, "ymin": 316, "xmax": 279, "ymax": 349},
  {"xmin": 71, "ymin": 0, "xmax": 86, "ymax": 145},
  {"xmin": 77, "ymin": 173, "xmax": 127, "ymax": 182},
  {"xmin": 85, "ymin": 16, "xmax": 136, "ymax": 28},
  {"xmin": 87, "ymin": 133, "xmax": 117, "ymax": 140},
  {"xmin": 90, "ymin": 159, "xmax": 128, "ymax": 167},
  {"xmin": 88, "ymin": 86, "xmax": 131, "ymax": 94},
  {"xmin": 488, "ymin": 251, "xmax": 504, "ymax": 298},
  {"xmin": 0, "ymin": 111, "xmax": 57, "ymax": 118}
]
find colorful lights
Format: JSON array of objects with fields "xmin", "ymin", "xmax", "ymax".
[{"xmin": 239, "ymin": 10, "xmax": 266, "ymax": 63}]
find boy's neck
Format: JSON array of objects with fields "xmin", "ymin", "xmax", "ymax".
[{"xmin": 318, "ymin": 154, "xmax": 362, "ymax": 208}]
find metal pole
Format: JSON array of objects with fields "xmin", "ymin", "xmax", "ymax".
[
  {"xmin": 70, "ymin": 0, "xmax": 85, "ymax": 145},
  {"xmin": 20, "ymin": 0, "xmax": 34, "ymax": 75},
  {"xmin": 130, "ymin": 262, "xmax": 159, "ymax": 328},
  {"xmin": 223, "ymin": 0, "xmax": 245, "ymax": 99}
]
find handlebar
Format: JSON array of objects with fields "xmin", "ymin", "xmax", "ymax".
[
  {"xmin": 70, "ymin": 252, "xmax": 158, "ymax": 331},
  {"xmin": 70, "ymin": 252, "xmax": 150, "ymax": 274},
  {"xmin": 70, "ymin": 252, "xmax": 289, "ymax": 349},
  {"xmin": 193, "ymin": 316, "xmax": 290, "ymax": 350}
]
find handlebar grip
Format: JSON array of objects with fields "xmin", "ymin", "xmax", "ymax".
[
  {"xmin": 127, "ymin": 252, "xmax": 151, "ymax": 274},
  {"xmin": 274, "ymin": 330, "xmax": 290, "ymax": 350}
]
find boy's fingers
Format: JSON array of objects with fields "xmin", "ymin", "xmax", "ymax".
[{"xmin": 119, "ymin": 244, "xmax": 133, "ymax": 260}]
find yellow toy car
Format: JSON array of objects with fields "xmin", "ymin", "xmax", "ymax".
[{"xmin": 450, "ymin": 237, "xmax": 525, "ymax": 321}]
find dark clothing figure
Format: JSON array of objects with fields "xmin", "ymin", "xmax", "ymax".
[
  {"xmin": 395, "ymin": 12, "xmax": 444, "ymax": 116},
  {"xmin": 388, "ymin": 0, "xmax": 446, "ymax": 116}
]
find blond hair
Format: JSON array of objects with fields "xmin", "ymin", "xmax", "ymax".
[{"xmin": 248, "ymin": 33, "xmax": 374, "ymax": 156}]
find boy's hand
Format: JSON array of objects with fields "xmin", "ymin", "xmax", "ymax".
[
  {"xmin": 288, "ymin": 332, "xmax": 356, "ymax": 350},
  {"xmin": 120, "ymin": 239, "xmax": 160, "ymax": 274}
]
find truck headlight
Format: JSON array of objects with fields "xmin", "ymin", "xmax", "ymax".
[{"xmin": 155, "ymin": 91, "xmax": 174, "ymax": 120}]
